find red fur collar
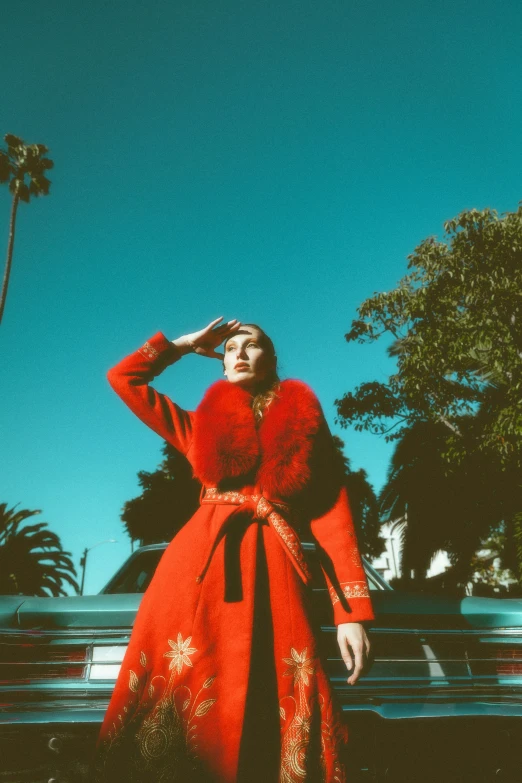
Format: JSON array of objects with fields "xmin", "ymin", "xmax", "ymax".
[{"xmin": 191, "ymin": 379, "xmax": 324, "ymax": 499}]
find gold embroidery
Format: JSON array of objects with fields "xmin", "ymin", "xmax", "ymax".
[
  {"xmin": 164, "ymin": 633, "xmax": 197, "ymax": 673},
  {"xmin": 96, "ymin": 635, "xmax": 216, "ymax": 781},
  {"xmin": 139, "ymin": 340, "xmax": 160, "ymax": 360},
  {"xmin": 202, "ymin": 487, "xmax": 253, "ymax": 504},
  {"xmin": 201, "ymin": 488, "xmax": 312, "ymax": 583},
  {"xmin": 279, "ymin": 647, "xmax": 345, "ymax": 783},
  {"xmin": 283, "ymin": 647, "xmax": 315, "ymax": 687},
  {"xmin": 129, "ymin": 669, "xmax": 139, "ymax": 692},
  {"xmin": 268, "ymin": 512, "xmax": 309, "ymax": 574},
  {"xmin": 280, "ymin": 647, "xmax": 316, "ymax": 782},
  {"xmin": 329, "ymin": 581, "xmax": 370, "ymax": 605},
  {"xmin": 350, "ymin": 546, "xmax": 364, "ymax": 568},
  {"xmin": 202, "ymin": 487, "xmax": 292, "ymax": 511},
  {"xmin": 135, "ymin": 637, "xmax": 216, "ymax": 768}
]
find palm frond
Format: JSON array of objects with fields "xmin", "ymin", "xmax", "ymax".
[{"xmin": 0, "ymin": 503, "xmax": 78, "ymax": 596}]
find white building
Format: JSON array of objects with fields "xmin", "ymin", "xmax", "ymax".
[{"xmin": 370, "ymin": 517, "xmax": 451, "ymax": 583}]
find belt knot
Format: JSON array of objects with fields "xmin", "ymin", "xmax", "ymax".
[
  {"xmin": 196, "ymin": 488, "xmax": 312, "ymax": 597},
  {"xmin": 253, "ymin": 495, "xmax": 274, "ymax": 520}
]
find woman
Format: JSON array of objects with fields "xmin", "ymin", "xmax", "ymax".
[{"xmin": 93, "ymin": 317, "xmax": 374, "ymax": 783}]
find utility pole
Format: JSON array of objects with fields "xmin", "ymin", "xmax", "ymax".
[{"xmin": 79, "ymin": 539, "xmax": 117, "ymax": 595}]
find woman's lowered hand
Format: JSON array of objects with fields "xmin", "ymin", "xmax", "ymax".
[
  {"xmin": 337, "ymin": 622, "xmax": 371, "ymax": 685},
  {"xmin": 172, "ymin": 317, "xmax": 242, "ymax": 359}
]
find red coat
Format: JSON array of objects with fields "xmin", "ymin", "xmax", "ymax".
[{"xmin": 94, "ymin": 332, "xmax": 374, "ymax": 783}]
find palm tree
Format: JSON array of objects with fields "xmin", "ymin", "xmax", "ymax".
[
  {"xmin": 0, "ymin": 133, "xmax": 53, "ymax": 325},
  {"xmin": 0, "ymin": 503, "xmax": 79, "ymax": 596}
]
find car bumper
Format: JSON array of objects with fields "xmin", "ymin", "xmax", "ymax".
[
  {"xmin": 2, "ymin": 710, "xmax": 522, "ymax": 783},
  {"xmin": 2, "ymin": 700, "xmax": 522, "ymax": 727}
]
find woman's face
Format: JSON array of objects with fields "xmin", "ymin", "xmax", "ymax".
[{"xmin": 223, "ymin": 327, "xmax": 274, "ymax": 390}]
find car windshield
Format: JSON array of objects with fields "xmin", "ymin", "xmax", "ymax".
[
  {"xmin": 100, "ymin": 547, "xmax": 392, "ymax": 594},
  {"xmin": 100, "ymin": 549, "xmax": 165, "ymax": 594},
  {"xmin": 363, "ymin": 559, "xmax": 392, "ymax": 591}
]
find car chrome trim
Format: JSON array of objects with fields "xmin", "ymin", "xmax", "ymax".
[{"xmin": 322, "ymin": 626, "xmax": 522, "ymax": 636}]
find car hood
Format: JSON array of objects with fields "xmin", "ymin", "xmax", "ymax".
[
  {"xmin": 7, "ymin": 593, "xmax": 143, "ymax": 630},
  {"xmin": 371, "ymin": 590, "xmax": 522, "ymax": 629},
  {"xmin": 2, "ymin": 591, "xmax": 522, "ymax": 633},
  {"xmin": 0, "ymin": 596, "xmax": 29, "ymax": 628}
]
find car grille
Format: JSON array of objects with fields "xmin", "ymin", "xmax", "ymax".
[
  {"xmin": 1, "ymin": 626, "xmax": 521, "ymax": 711},
  {"xmin": 319, "ymin": 626, "xmax": 522, "ymax": 703},
  {"xmin": 0, "ymin": 642, "xmax": 87, "ymax": 683}
]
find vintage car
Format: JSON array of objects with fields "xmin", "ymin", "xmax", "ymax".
[{"xmin": 1, "ymin": 541, "xmax": 522, "ymax": 783}]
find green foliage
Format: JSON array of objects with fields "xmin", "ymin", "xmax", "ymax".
[
  {"xmin": 469, "ymin": 524, "xmax": 516, "ymax": 590},
  {"xmin": 337, "ymin": 205, "xmax": 522, "ymax": 468},
  {"xmin": 0, "ymin": 503, "xmax": 79, "ymax": 596},
  {"xmin": 121, "ymin": 442, "xmax": 201, "ymax": 545},
  {"xmin": 0, "ymin": 133, "xmax": 53, "ymax": 201},
  {"xmin": 338, "ymin": 203, "xmax": 522, "ymax": 583}
]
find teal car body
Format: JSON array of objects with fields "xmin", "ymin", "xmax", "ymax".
[{"xmin": 1, "ymin": 542, "xmax": 522, "ymax": 782}]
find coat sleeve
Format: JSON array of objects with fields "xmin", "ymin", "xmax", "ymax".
[
  {"xmin": 307, "ymin": 416, "xmax": 375, "ymax": 625},
  {"xmin": 106, "ymin": 331, "xmax": 194, "ymax": 456},
  {"xmin": 310, "ymin": 484, "xmax": 375, "ymax": 625}
]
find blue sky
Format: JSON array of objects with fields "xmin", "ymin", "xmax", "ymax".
[{"xmin": 2, "ymin": 0, "xmax": 521, "ymax": 594}]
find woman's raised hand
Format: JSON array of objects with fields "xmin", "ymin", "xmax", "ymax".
[{"xmin": 173, "ymin": 317, "xmax": 242, "ymax": 359}]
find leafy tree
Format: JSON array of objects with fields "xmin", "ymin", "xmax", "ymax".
[
  {"xmin": 332, "ymin": 435, "xmax": 385, "ymax": 560},
  {"xmin": 336, "ymin": 204, "xmax": 522, "ymax": 581},
  {"xmin": 0, "ymin": 503, "xmax": 79, "ymax": 596},
  {"xmin": 336, "ymin": 205, "xmax": 522, "ymax": 461},
  {"xmin": 0, "ymin": 133, "xmax": 53, "ymax": 325},
  {"xmin": 122, "ymin": 442, "xmax": 201, "ymax": 545}
]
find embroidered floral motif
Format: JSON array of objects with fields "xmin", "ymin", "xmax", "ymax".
[
  {"xmin": 279, "ymin": 647, "xmax": 345, "ymax": 783},
  {"xmin": 283, "ymin": 647, "xmax": 315, "ymax": 687},
  {"xmin": 95, "ymin": 636, "xmax": 217, "ymax": 782},
  {"xmin": 329, "ymin": 581, "xmax": 370, "ymax": 605},
  {"xmin": 280, "ymin": 646, "xmax": 317, "ymax": 782},
  {"xmin": 139, "ymin": 340, "xmax": 160, "ymax": 360},
  {"xmin": 136, "ymin": 668, "xmax": 216, "ymax": 767},
  {"xmin": 164, "ymin": 633, "xmax": 197, "ymax": 673}
]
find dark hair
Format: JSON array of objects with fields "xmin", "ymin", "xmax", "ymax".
[{"xmin": 223, "ymin": 324, "xmax": 280, "ymax": 422}]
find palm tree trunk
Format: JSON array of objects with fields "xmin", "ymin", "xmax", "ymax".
[{"xmin": 0, "ymin": 190, "xmax": 20, "ymax": 326}]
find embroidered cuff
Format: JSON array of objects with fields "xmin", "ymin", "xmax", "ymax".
[
  {"xmin": 137, "ymin": 332, "xmax": 182, "ymax": 368},
  {"xmin": 329, "ymin": 581, "xmax": 370, "ymax": 603},
  {"xmin": 329, "ymin": 581, "xmax": 375, "ymax": 624}
]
